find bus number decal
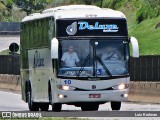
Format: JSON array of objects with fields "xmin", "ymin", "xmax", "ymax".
[{"xmin": 64, "ymin": 80, "xmax": 72, "ymax": 84}]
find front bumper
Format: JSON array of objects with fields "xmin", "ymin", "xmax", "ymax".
[{"xmin": 53, "ymin": 89, "xmax": 128, "ymax": 103}]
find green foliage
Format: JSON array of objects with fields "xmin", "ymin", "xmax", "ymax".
[
  {"xmin": 136, "ymin": 4, "xmax": 148, "ymax": 23},
  {"xmin": 102, "ymin": 0, "xmax": 160, "ymax": 23},
  {"xmin": 102, "ymin": 0, "xmax": 129, "ymax": 9},
  {"xmin": 102, "ymin": 0, "xmax": 117, "ymax": 9},
  {"xmin": 50, "ymin": 0, "xmax": 99, "ymax": 7},
  {"xmin": 129, "ymin": 16, "xmax": 160, "ymax": 55},
  {"xmin": 0, "ymin": 0, "xmax": 13, "ymax": 21},
  {"xmin": 134, "ymin": 0, "xmax": 160, "ymax": 23},
  {"xmin": 2, "ymin": 0, "xmax": 14, "ymax": 10},
  {"xmin": 0, "ymin": 2, "xmax": 8, "ymax": 18},
  {"xmin": 0, "ymin": 0, "xmax": 26, "ymax": 21},
  {"xmin": 0, "ymin": 47, "xmax": 20, "ymax": 55},
  {"xmin": 14, "ymin": 0, "xmax": 52, "ymax": 15},
  {"xmin": 119, "ymin": 1, "xmax": 160, "ymax": 55}
]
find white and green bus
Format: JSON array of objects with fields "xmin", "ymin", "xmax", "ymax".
[{"xmin": 20, "ymin": 5, "xmax": 139, "ymax": 111}]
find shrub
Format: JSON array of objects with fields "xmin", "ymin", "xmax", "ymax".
[
  {"xmin": 136, "ymin": 5, "xmax": 148, "ymax": 23},
  {"xmin": 135, "ymin": 0, "xmax": 160, "ymax": 23},
  {"xmin": 102, "ymin": 0, "xmax": 129, "ymax": 9}
]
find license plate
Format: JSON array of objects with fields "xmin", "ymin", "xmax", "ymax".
[{"xmin": 89, "ymin": 94, "xmax": 101, "ymax": 98}]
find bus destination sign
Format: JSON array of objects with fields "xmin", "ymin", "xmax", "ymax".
[{"xmin": 56, "ymin": 18, "xmax": 128, "ymax": 37}]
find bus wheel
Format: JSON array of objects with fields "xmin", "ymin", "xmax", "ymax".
[
  {"xmin": 39, "ymin": 103, "xmax": 49, "ymax": 111},
  {"xmin": 52, "ymin": 103, "xmax": 62, "ymax": 112},
  {"xmin": 27, "ymin": 90, "xmax": 39, "ymax": 111},
  {"xmin": 81, "ymin": 104, "xmax": 99, "ymax": 111},
  {"xmin": 111, "ymin": 102, "xmax": 121, "ymax": 110},
  {"xmin": 48, "ymin": 88, "xmax": 52, "ymax": 104}
]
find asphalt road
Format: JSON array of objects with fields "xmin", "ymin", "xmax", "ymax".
[
  {"xmin": 0, "ymin": 36, "xmax": 20, "ymax": 52},
  {"xmin": 0, "ymin": 91, "xmax": 160, "ymax": 118}
]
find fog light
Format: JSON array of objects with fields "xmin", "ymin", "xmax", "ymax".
[
  {"xmin": 58, "ymin": 94, "xmax": 64, "ymax": 99},
  {"xmin": 124, "ymin": 94, "xmax": 128, "ymax": 97},
  {"xmin": 121, "ymin": 93, "xmax": 128, "ymax": 98}
]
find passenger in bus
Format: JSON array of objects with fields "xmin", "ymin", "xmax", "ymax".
[
  {"xmin": 61, "ymin": 46, "xmax": 80, "ymax": 67},
  {"xmin": 101, "ymin": 47, "xmax": 119, "ymax": 61}
]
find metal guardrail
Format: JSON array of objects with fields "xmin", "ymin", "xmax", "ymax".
[
  {"xmin": 0, "ymin": 22, "xmax": 20, "ymax": 35},
  {"xmin": 0, "ymin": 55, "xmax": 20, "ymax": 75},
  {"xmin": 130, "ymin": 56, "xmax": 160, "ymax": 81}
]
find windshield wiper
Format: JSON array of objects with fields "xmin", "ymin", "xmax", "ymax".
[
  {"xmin": 96, "ymin": 56, "xmax": 112, "ymax": 77},
  {"xmin": 76, "ymin": 54, "xmax": 90, "ymax": 77}
]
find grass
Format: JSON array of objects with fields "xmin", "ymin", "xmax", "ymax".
[
  {"xmin": 0, "ymin": 49, "xmax": 10, "ymax": 55},
  {"xmin": 0, "ymin": 47, "xmax": 20, "ymax": 55},
  {"xmin": 129, "ymin": 16, "xmax": 160, "ymax": 55},
  {"xmin": 119, "ymin": 2, "xmax": 160, "ymax": 55}
]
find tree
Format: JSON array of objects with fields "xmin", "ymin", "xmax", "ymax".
[
  {"xmin": 1, "ymin": 0, "xmax": 14, "ymax": 12},
  {"xmin": 0, "ymin": 0, "xmax": 14, "ymax": 21},
  {"xmin": 14, "ymin": 0, "xmax": 51, "ymax": 15}
]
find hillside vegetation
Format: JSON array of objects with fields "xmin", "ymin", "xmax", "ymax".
[
  {"xmin": 1, "ymin": 0, "xmax": 160, "ymax": 55},
  {"xmin": 116, "ymin": 1, "xmax": 160, "ymax": 55}
]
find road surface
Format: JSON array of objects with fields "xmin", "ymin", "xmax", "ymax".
[
  {"xmin": 0, "ymin": 36, "xmax": 20, "ymax": 52},
  {"xmin": 0, "ymin": 91, "xmax": 160, "ymax": 118}
]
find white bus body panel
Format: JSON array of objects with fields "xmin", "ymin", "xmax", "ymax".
[
  {"xmin": 22, "ymin": 5, "xmax": 126, "ymax": 22},
  {"xmin": 51, "ymin": 77, "xmax": 130, "ymax": 103},
  {"xmin": 27, "ymin": 48, "xmax": 53, "ymax": 102}
]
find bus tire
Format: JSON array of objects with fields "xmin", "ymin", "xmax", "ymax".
[
  {"xmin": 52, "ymin": 103, "xmax": 62, "ymax": 112},
  {"xmin": 39, "ymin": 103, "xmax": 49, "ymax": 111},
  {"xmin": 48, "ymin": 82, "xmax": 52, "ymax": 104},
  {"xmin": 81, "ymin": 104, "xmax": 99, "ymax": 111},
  {"xmin": 111, "ymin": 101, "xmax": 121, "ymax": 110},
  {"xmin": 27, "ymin": 89, "xmax": 39, "ymax": 111}
]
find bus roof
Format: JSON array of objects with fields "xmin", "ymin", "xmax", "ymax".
[{"xmin": 22, "ymin": 5, "xmax": 126, "ymax": 22}]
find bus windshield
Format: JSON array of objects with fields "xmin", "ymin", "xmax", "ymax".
[{"xmin": 58, "ymin": 38, "xmax": 129, "ymax": 78}]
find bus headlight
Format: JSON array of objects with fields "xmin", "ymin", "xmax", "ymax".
[
  {"xmin": 62, "ymin": 86, "xmax": 70, "ymax": 90},
  {"xmin": 57, "ymin": 85, "xmax": 76, "ymax": 91},
  {"xmin": 112, "ymin": 84, "xmax": 129, "ymax": 90}
]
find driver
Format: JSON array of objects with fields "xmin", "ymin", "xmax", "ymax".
[
  {"xmin": 101, "ymin": 47, "xmax": 119, "ymax": 61},
  {"xmin": 61, "ymin": 45, "xmax": 80, "ymax": 67}
]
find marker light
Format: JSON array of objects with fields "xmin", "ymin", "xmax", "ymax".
[
  {"xmin": 86, "ymin": 14, "xmax": 97, "ymax": 17},
  {"xmin": 124, "ymin": 94, "xmax": 128, "ymax": 97},
  {"xmin": 121, "ymin": 93, "xmax": 128, "ymax": 98}
]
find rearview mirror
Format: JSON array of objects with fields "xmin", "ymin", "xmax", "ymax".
[
  {"xmin": 130, "ymin": 37, "xmax": 139, "ymax": 58},
  {"xmin": 51, "ymin": 38, "xmax": 59, "ymax": 59}
]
